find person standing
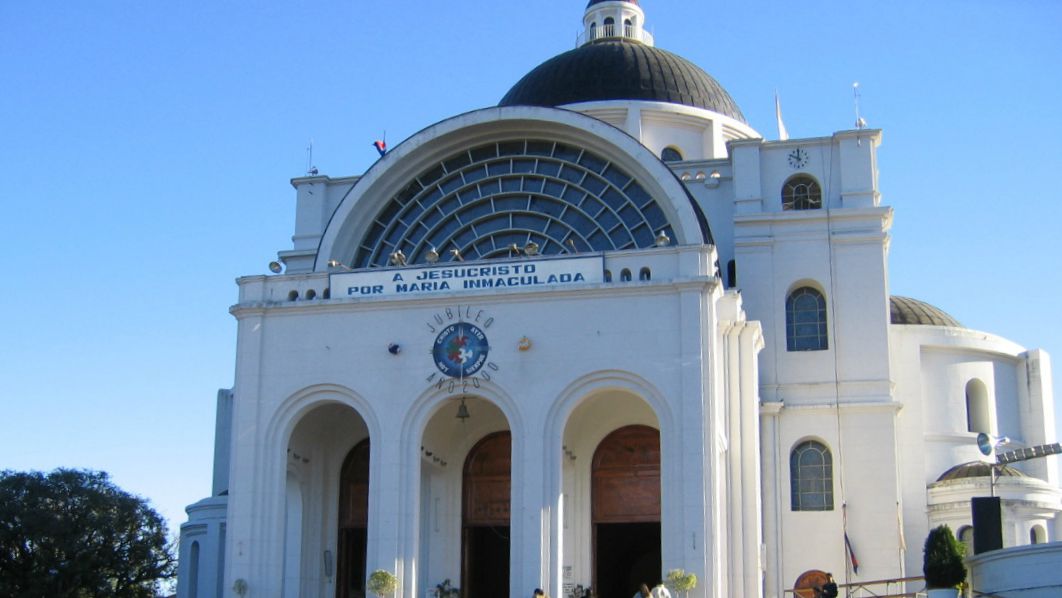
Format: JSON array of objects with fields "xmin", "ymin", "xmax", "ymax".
[{"xmin": 634, "ymin": 583, "xmax": 652, "ymax": 598}]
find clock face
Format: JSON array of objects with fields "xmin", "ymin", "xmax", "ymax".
[{"xmin": 788, "ymin": 147, "xmax": 809, "ymax": 169}]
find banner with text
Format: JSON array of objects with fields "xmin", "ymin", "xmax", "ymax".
[{"xmin": 331, "ymin": 255, "xmax": 605, "ymax": 298}]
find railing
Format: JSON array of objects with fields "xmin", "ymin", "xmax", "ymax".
[
  {"xmin": 577, "ymin": 24, "xmax": 654, "ymax": 47},
  {"xmin": 783, "ymin": 576, "xmax": 926, "ymax": 598}
]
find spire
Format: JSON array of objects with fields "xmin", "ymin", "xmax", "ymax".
[{"xmin": 579, "ymin": 0, "xmax": 653, "ymax": 47}]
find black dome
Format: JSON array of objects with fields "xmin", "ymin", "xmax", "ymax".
[{"xmin": 500, "ymin": 40, "xmax": 746, "ymax": 122}]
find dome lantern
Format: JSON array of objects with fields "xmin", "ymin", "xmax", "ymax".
[{"xmin": 580, "ymin": 0, "xmax": 652, "ymax": 47}]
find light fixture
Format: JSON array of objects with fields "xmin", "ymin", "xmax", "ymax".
[
  {"xmin": 655, "ymin": 230, "xmax": 671, "ymax": 247},
  {"xmin": 268, "ymin": 261, "xmax": 283, "ymax": 274},
  {"xmin": 566, "ymin": 239, "xmax": 577, "ymax": 253},
  {"xmin": 456, "ymin": 396, "xmax": 471, "ymax": 422},
  {"xmin": 524, "ymin": 241, "xmax": 539, "ymax": 256},
  {"xmin": 389, "ymin": 250, "xmax": 407, "ymax": 266},
  {"xmin": 327, "ymin": 259, "xmax": 353, "ymax": 271},
  {"xmin": 426, "ymin": 247, "xmax": 440, "ymax": 263},
  {"xmin": 976, "ymin": 433, "xmax": 1011, "ymax": 457},
  {"xmin": 388, "ymin": 343, "xmax": 401, "ymax": 355},
  {"xmin": 508, "ymin": 243, "xmax": 521, "ymax": 256},
  {"xmin": 449, "ymin": 248, "xmax": 463, "ymax": 261}
]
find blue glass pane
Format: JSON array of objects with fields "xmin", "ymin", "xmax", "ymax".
[{"xmin": 354, "ymin": 139, "xmax": 682, "ymax": 267}]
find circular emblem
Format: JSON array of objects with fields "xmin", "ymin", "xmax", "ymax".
[{"xmin": 433, "ymin": 322, "xmax": 489, "ymax": 378}]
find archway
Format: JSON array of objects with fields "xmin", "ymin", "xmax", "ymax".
[
  {"xmin": 592, "ymin": 425, "xmax": 661, "ymax": 598},
  {"xmin": 463, "ymin": 431, "xmax": 511, "ymax": 598},
  {"xmin": 337, "ymin": 439, "xmax": 370, "ymax": 598}
]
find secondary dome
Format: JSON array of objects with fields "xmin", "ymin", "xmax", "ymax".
[
  {"xmin": 499, "ymin": 40, "xmax": 746, "ymax": 122},
  {"xmin": 890, "ymin": 296, "xmax": 963, "ymax": 328}
]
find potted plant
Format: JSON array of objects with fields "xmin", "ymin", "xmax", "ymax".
[
  {"xmin": 665, "ymin": 568, "xmax": 698, "ymax": 598},
  {"xmin": 434, "ymin": 578, "xmax": 460, "ymax": 598},
  {"xmin": 923, "ymin": 524, "xmax": 966, "ymax": 598},
  {"xmin": 367, "ymin": 569, "xmax": 399, "ymax": 598}
]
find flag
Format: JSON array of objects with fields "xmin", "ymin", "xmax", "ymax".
[
  {"xmin": 845, "ymin": 533, "xmax": 860, "ymax": 574},
  {"xmin": 775, "ymin": 92, "xmax": 789, "ymax": 141},
  {"xmin": 373, "ymin": 140, "xmax": 387, "ymax": 156}
]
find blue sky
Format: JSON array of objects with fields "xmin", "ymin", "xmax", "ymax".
[{"xmin": 1, "ymin": 0, "xmax": 1060, "ymax": 539}]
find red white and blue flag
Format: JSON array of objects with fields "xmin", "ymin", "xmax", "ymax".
[
  {"xmin": 373, "ymin": 140, "xmax": 387, "ymax": 156},
  {"xmin": 845, "ymin": 533, "xmax": 860, "ymax": 574}
]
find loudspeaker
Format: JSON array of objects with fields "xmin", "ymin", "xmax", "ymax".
[{"xmin": 971, "ymin": 496, "xmax": 1003, "ymax": 554}]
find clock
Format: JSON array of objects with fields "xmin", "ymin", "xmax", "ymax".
[{"xmin": 788, "ymin": 147, "xmax": 809, "ymax": 169}]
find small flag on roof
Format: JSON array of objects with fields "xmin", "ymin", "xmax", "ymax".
[{"xmin": 373, "ymin": 140, "xmax": 387, "ymax": 156}]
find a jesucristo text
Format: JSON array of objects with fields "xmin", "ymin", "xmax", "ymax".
[
  {"xmin": 392, "ymin": 264, "xmax": 586, "ymax": 293},
  {"xmin": 330, "ymin": 255, "xmax": 604, "ymax": 298}
]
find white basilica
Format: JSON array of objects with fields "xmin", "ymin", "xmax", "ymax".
[{"xmin": 176, "ymin": 2, "xmax": 1061, "ymax": 597}]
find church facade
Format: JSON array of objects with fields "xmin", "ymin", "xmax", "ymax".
[{"xmin": 176, "ymin": 2, "xmax": 1061, "ymax": 597}]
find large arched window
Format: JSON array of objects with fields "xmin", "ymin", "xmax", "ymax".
[
  {"xmin": 965, "ymin": 379, "xmax": 991, "ymax": 434},
  {"xmin": 782, "ymin": 175, "xmax": 822, "ymax": 210},
  {"xmin": 786, "ymin": 287, "xmax": 828, "ymax": 351},
  {"xmin": 790, "ymin": 440, "xmax": 834, "ymax": 511},
  {"xmin": 352, "ymin": 139, "xmax": 675, "ymax": 268}
]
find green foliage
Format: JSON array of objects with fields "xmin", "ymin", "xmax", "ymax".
[
  {"xmin": 666, "ymin": 568, "xmax": 698, "ymax": 595},
  {"xmin": 923, "ymin": 524, "xmax": 967, "ymax": 589},
  {"xmin": 0, "ymin": 468, "xmax": 175, "ymax": 598},
  {"xmin": 367, "ymin": 569, "xmax": 399, "ymax": 597}
]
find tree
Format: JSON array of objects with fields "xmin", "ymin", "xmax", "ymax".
[
  {"xmin": 367, "ymin": 569, "xmax": 399, "ymax": 598},
  {"xmin": 923, "ymin": 524, "xmax": 966, "ymax": 590},
  {"xmin": 0, "ymin": 468, "xmax": 175, "ymax": 598},
  {"xmin": 665, "ymin": 568, "xmax": 698, "ymax": 598}
]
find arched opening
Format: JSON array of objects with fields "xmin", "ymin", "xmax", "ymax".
[
  {"xmin": 786, "ymin": 286, "xmax": 828, "ymax": 351},
  {"xmin": 661, "ymin": 146, "xmax": 683, "ymax": 162},
  {"xmin": 782, "ymin": 175, "xmax": 822, "ymax": 210},
  {"xmin": 966, "ymin": 379, "xmax": 992, "ymax": 434},
  {"xmin": 639, "ymin": 267, "xmax": 651, "ymax": 281},
  {"xmin": 603, "ymin": 16, "xmax": 615, "ymax": 37},
  {"xmin": 592, "ymin": 425, "xmax": 661, "ymax": 598},
  {"xmin": 958, "ymin": 525, "xmax": 975, "ymax": 557},
  {"xmin": 623, "ymin": 18, "xmax": 634, "ymax": 37},
  {"xmin": 188, "ymin": 541, "xmax": 200, "ymax": 598},
  {"xmin": 1031, "ymin": 524, "xmax": 1047, "ymax": 544},
  {"xmin": 620, "ymin": 268, "xmax": 632, "ymax": 282},
  {"xmin": 790, "ymin": 440, "xmax": 834, "ymax": 511},
  {"xmin": 337, "ymin": 439, "xmax": 370, "ymax": 598},
  {"xmin": 463, "ymin": 431, "xmax": 511, "ymax": 597}
]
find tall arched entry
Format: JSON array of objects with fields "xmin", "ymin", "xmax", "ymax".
[
  {"xmin": 592, "ymin": 425, "xmax": 661, "ymax": 598},
  {"xmin": 463, "ymin": 431, "xmax": 511, "ymax": 597},
  {"xmin": 337, "ymin": 439, "xmax": 370, "ymax": 598}
]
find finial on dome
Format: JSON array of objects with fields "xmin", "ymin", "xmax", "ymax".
[{"xmin": 580, "ymin": 0, "xmax": 653, "ymax": 47}]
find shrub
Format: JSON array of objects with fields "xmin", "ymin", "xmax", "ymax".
[{"xmin": 923, "ymin": 525, "xmax": 966, "ymax": 589}]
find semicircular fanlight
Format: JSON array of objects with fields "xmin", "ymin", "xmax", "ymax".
[{"xmin": 352, "ymin": 139, "xmax": 675, "ymax": 268}]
